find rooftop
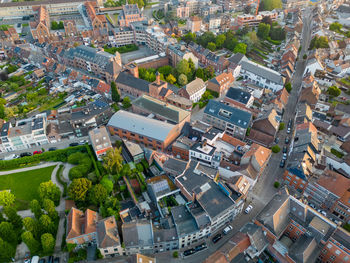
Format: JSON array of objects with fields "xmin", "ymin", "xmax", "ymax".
[
  {"xmin": 225, "ymin": 87, "xmax": 252, "ymax": 105},
  {"xmin": 241, "ymin": 60, "xmax": 284, "ymax": 85}
]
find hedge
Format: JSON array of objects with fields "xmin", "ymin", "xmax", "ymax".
[
  {"xmin": 85, "ymin": 145, "xmax": 101, "ymax": 179},
  {"xmin": 0, "ymin": 146, "xmax": 86, "ymax": 171}
]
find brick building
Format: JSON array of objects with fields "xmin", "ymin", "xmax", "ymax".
[
  {"xmin": 30, "ymin": 6, "xmax": 51, "ymax": 43},
  {"xmin": 206, "ymin": 72, "xmax": 234, "ymax": 96},
  {"xmin": 118, "ymin": 4, "xmax": 145, "ymax": 27}
]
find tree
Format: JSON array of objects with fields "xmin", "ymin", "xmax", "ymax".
[
  {"xmin": 103, "ymin": 147, "xmax": 123, "ymax": 175},
  {"xmin": 234, "ymin": 43, "xmax": 247, "ymax": 54},
  {"xmin": 39, "ymin": 215, "xmax": 55, "ymax": 235},
  {"xmin": 0, "ymin": 237, "xmax": 15, "ymax": 262},
  {"xmin": 111, "ymin": 81, "xmax": 120, "ymax": 103},
  {"xmin": 262, "ymin": 16, "xmax": 273, "ymax": 25},
  {"xmin": 279, "ymin": 123, "xmax": 285, "ymax": 130},
  {"xmin": 158, "ymin": 65, "xmax": 173, "ymax": 77},
  {"xmin": 3, "ymin": 207, "xmax": 22, "ymax": 230},
  {"xmin": 178, "ymin": 74, "xmax": 188, "ymax": 86},
  {"xmin": 0, "ymin": 222, "xmax": 17, "ymax": 244},
  {"xmin": 204, "ymin": 66, "xmax": 215, "ymax": 80},
  {"xmin": 329, "ymin": 22, "xmax": 342, "ymax": 33},
  {"xmin": 309, "ymin": 36, "xmax": 329, "ymax": 49},
  {"xmin": 0, "ymin": 190, "xmax": 15, "ymax": 207},
  {"xmin": 285, "ymin": 82, "xmax": 292, "ymax": 93},
  {"xmin": 303, "ymin": 54, "xmax": 307, "ymax": 60},
  {"xmin": 207, "ymin": 42, "xmax": 216, "ymax": 51},
  {"xmin": 176, "ymin": 59, "xmax": 190, "ymax": 75},
  {"xmin": 136, "ymin": 163, "xmax": 144, "ymax": 173},
  {"xmin": 182, "ymin": 32, "xmax": 196, "ymax": 44},
  {"xmin": 196, "ymin": 31, "xmax": 215, "ymax": 48},
  {"xmin": 271, "ymin": 145, "xmax": 280, "ymax": 153},
  {"xmin": 30, "ymin": 199, "xmax": 43, "ymax": 219},
  {"xmin": 327, "ymin": 85, "xmax": 341, "ymax": 97},
  {"xmin": 122, "ymin": 96, "xmax": 131, "ymax": 109},
  {"xmin": 195, "ymin": 68, "xmax": 205, "ymax": 80},
  {"xmin": 38, "ymin": 181, "xmax": 61, "ymax": 206},
  {"xmin": 89, "ymin": 184, "xmax": 108, "ymax": 206},
  {"xmin": 23, "ymin": 217, "xmax": 41, "ymax": 239},
  {"xmin": 274, "ymin": 181, "xmax": 280, "ymax": 188},
  {"xmin": 41, "ymin": 233, "xmax": 55, "ymax": 255},
  {"xmin": 261, "ymin": 0, "xmax": 282, "ymax": 10},
  {"xmin": 257, "ymin": 23, "xmax": 271, "ymax": 39},
  {"xmin": 100, "ymin": 176, "xmax": 114, "ymax": 194},
  {"xmin": 21, "ymin": 231, "xmax": 40, "ymax": 254},
  {"xmin": 215, "ymin": 34, "xmax": 226, "ymax": 49},
  {"xmin": 42, "ymin": 199, "xmax": 58, "ymax": 221},
  {"xmin": 165, "ymin": 74, "xmax": 176, "ymax": 84},
  {"xmin": 68, "ymin": 178, "xmax": 92, "ymax": 202},
  {"xmin": 173, "ymin": 251, "xmax": 179, "ymax": 258},
  {"xmin": 269, "ymin": 26, "xmax": 286, "ymax": 41}
]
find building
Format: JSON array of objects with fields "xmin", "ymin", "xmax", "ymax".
[
  {"xmin": 176, "ymin": 4, "xmax": 190, "ymax": 18},
  {"xmin": 122, "ymin": 220, "xmax": 154, "ymax": 255},
  {"xmin": 0, "ymin": 114, "xmax": 49, "ymax": 152},
  {"xmin": 88, "ymin": 126, "xmax": 113, "ymax": 161},
  {"xmin": 122, "ymin": 140, "xmax": 144, "ymax": 163},
  {"xmin": 84, "ymin": 1, "xmax": 108, "ymax": 38},
  {"xmin": 240, "ymin": 60, "xmax": 285, "ymax": 92},
  {"xmin": 30, "ymin": 6, "xmax": 50, "ymax": 43},
  {"xmin": 236, "ymin": 11, "xmax": 278, "ymax": 27},
  {"xmin": 66, "ymin": 208, "xmax": 100, "ymax": 246},
  {"xmin": 118, "ymin": 4, "xmax": 145, "ymax": 27},
  {"xmin": 186, "ymin": 16, "xmax": 202, "ymax": 33},
  {"xmin": 224, "ymin": 87, "xmax": 254, "ymax": 109},
  {"xmin": 206, "ymin": 72, "xmax": 234, "ymax": 96},
  {"xmin": 62, "ymin": 45, "xmax": 122, "ymax": 83},
  {"xmin": 172, "ymin": 135, "xmax": 196, "ymax": 161},
  {"xmin": 167, "ymin": 44, "xmax": 198, "ymax": 68},
  {"xmin": 107, "ymin": 110, "xmax": 180, "ymax": 151},
  {"xmin": 203, "ymin": 100, "xmax": 252, "ymax": 140},
  {"xmin": 97, "ymin": 216, "xmax": 123, "ymax": 257},
  {"xmin": 63, "ymin": 20, "xmax": 78, "ymax": 37},
  {"xmin": 179, "ymin": 78, "xmax": 206, "ymax": 102}
]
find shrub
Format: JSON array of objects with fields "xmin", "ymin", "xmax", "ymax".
[
  {"xmin": 274, "ymin": 181, "xmax": 280, "ymax": 188},
  {"xmin": 331, "ymin": 148, "xmax": 344, "ymax": 158},
  {"xmin": 303, "ymin": 54, "xmax": 307, "ymax": 59},
  {"xmin": 173, "ymin": 251, "xmax": 179, "ymax": 258},
  {"xmin": 279, "ymin": 123, "xmax": 285, "ymax": 130},
  {"xmin": 271, "ymin": 145, "xmax": 280, "ymax": 153}
]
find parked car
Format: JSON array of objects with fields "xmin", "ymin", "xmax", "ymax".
[
  {"xmin": 31, "ymin": 256, "xmax": 39, "ymax": 263},
  {"xmin": 183, "ymin": 248, "xmax": 196, "ymax": 256},
  {"xmin": 280, "ymin": 159, "xmax": 285, "ymax": 168},
  {"xmin": 212, "ymin": 233, "xmax": 222, "ymax": 244},
  {"xmin": 24, "ymin": 252, "xmax": 31, "ymax": 263},
  {"xmin": 54, "ymin": 257, "xmax": 60, "ymax": 263},
  {"xmin": 282, "ymin": 153, "xmax": 287, "ymax": 160},
  {"xmin": 287, "ymin": 127, "xmax": 291, "ymax": 134},
  {"xmin": 48, "ymin": 147, "xmax": 57, "ymax": 151},
  {"xmin": 20, "ymin": 152, "xmax": 32, "ymax": 157},
  {"xmin": 33, "ymin": 150, "xmax": 42, "ymax": 155},
  {"xmin": 245, "ymin": 205, "xmax": 253, "ymax": 214},
  {"xmin": 4, "ymin": 154, "xmax": 19, "ymax": 160},
  {"xmin": 285, "ymin": 137, "xmax": 290, "ymax": 144},
  {"xmin": 69, "ymin": 142, "xmax": 79, "ymax": 147},
  {"xmin": 79, "ymin": 140, "xmax": 88, "ymax": 145},
  {"xmin": 223, "ymin": 225, "xmax": 233, "ymax": 235},
  {"xmin": 274, "ymin": 137, "xmax": 279, "ymax": 144},
  {"xmin": 195, "ymin": 243, "xmax": 207, "ymax": 251},
  {"xmin": 283, "ymin": 146, "xmax": 287, "ymax": 153}
]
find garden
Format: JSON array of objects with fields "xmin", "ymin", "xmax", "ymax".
[{"xmin": 103, "ymin": 44, "xmax": 139, "ymax": 54}]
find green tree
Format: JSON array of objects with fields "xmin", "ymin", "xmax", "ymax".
[
  {"xmin": 279, "ymin": 123, "xmax": 285, "ymax": 130},
  {"xmin": 327, "ymin": 85, "xmax": 341, "ymax": 97},
  {"xmin": 173, "ymin": 251, "xmax": 179, "ymax": 258},
  {"xmin": 176, "ymin": 59, "xmax": 190, "ymax": 75},
  {"xmin": 261, "ymin": 0, "xmax": 282, "ymax": 10},
  {"xmin": 103, "ymin": 147, "xmax": 123, "ymax": 175},
  {"xmin": 234, "ymin": 43, "xmax": 247, "ymax": 54},
  {"xmin": 111, "ymin": 81, "xmax": 120, "ymax": 103},
  {"xmin": 21, "ymin": 231, "xmax": 40, "ymax": 254},
  {"xmin": 207, "ymin": 42, "xmax": 216, "ymax": 51},
  {"xmin": 0, "ymin": 222, "xmax": 17, "ymax": 244},
  {"xmin": 285, "ymin": 82, "xmax": 292, "ymax": 93},
  {"xmin": 122, "ymin": 96, "xmax": 131, "ymax": 109},
  {"xmin": 329, "ymin": 22, "xmax": 342, "ymax": 33},
  {"xmin": 88, "ymin": 184, "xmax": 108, "ymax": 206},
  {"xmin": 178, "ymin": 74, "xmax": 188, "ymax": 86},
  {"xmin": 39, "ymin": 215, "xmax": 55, "ymax": 235},
  {"xmin": 215, "ymin": 34, "xmax": 226, "ymax": 49},
  {"xmin": 158, "ymin": 65, "xmax": 173, "ymax": 77},
  {"xmin": 136, "ymin": 163, "xmax": 144, "ymax": 173},
  {"xmin": 42, "ymin": 199, "xmax": 58, "ymax": 221},
  {"xmin": 182, "ymin": 32, "xmax": 196, "ymax": 44},
  {"xmin": 197, "ymin": 31, "xmax": 216, "ymax": 47},
  {"xmin": 196, "ymin": 68, "xmax": 205, "ymax": 80},
  {"xmin": 38, "ymin": 181, "xmax": 61, "ymax": 206},
  {"xmin": 0, "ymin": 237, "xmax": 15, "ymax": 262},
  {"xmin": 303, "ymin": 54, "xmax": 307, "ymax": 60},
  {"xmin": 3, "ymin": 207, "xmax": 22, "ymax": 230},
  {"xmin": 41, "ymin": 233, "xmax": 55, "ymax": 255},
  {"xmin": 204, "ymin": 66, "xmax": 216, "ymax": 80},
  {"xmin": 166, "ymin": 74, "xmax": 176, "ymax": 84},
  {"xmin": 309, "ymin": 36, "xmax": 329, "ymax": 49},
  {"xmin": 23, "ymin": 217, "xmax": 41, "ymax": 239},
  {"xmin": 269, "ymin": 26, "xmax": 286, "ymax": 41},
  {"xmin": 274, "ymin": 181, "xmax": 280, "ymax": 188},
  {"xmin": 100, "ymin": 176, "xmax": 114, "ymax": 194},
  {"xmin": 30, "ymin": 199, "xmax": 42, "ymax": 219},
  {"xmin": 257, "ymin": 23, "xmax": 271, "ymax": 39},
  {"xmin": 68, "ymin": 178, "xmax": 92, "ymax": 202},
  {"xmin": 271, "ymin": 145, "xmax": 280, "ymax": 153},
  {"xmin": 0, "ymin": 190, "xmax": 15, "ymax": 207}
]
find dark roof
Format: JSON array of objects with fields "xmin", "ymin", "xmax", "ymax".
[
  {"xmin": 171, "ymin": 205, "xmax": 198, "ymax": 236},
  {"xmin": 228, "ymin": 53, "xmax": 246, "ymax": 64},
  {"xmin": 241, "ymin": 60, "xmax": 284, "ymax": 85},
  {"xmin": 204, "ymin": 100, "xmax": 252, "ymax": 129},
  {"xmin": 0, "ymin": 122, "xmax": 9, "ymax": 137},
  {"xmin": 115, "ymin": 72, "xmax": 150, "ymax": 93},
  {"xmin": 225, "ymin": 87, "xmax": 252, "ymax": 105}
]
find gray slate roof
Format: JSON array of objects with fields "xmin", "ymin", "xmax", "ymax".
[
  {"xmin": 241, "ymin": 60, "xmax": 284, "ymax": 85},
  {"xmin": 65, "ymin": 45, "xmax": 113, "ymax": 68},
  {"xmin": 115, "ymin": 72, "xmax": 150, "ymax": 93},
  {"xmin": 225, "ymin": 87, "xmax": 252, "ymax": 105}
]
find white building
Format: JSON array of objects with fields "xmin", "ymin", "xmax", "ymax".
[{"xmin": 182, "ymin": 78, "xmax": 206, "ymax": 103}]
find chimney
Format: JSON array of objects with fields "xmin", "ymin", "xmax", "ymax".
[{"xmin": 156, "ymin": 71, "xmax": 160, "ymax": 85}]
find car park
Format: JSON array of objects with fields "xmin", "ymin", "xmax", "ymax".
[
  {"xmin": 20, "ymin": 152, "xmax": 32, "ymax": 157},
  {"xmin": 183, "ymin": 248, "xmax": 196, "ymax": 256},
  {"xmin": 245, "ymin": 205, "xmax": 253, "ymax": 214},
  {"xmin": 223, "ymin": 225, "xmax": 233, "ymax": 235},
  {"xmin": 195, "ymin": 243, "xmax": 207, "ymax": 251},
  {"xmin": 280, "ymin": 159, "xmax": 285, "ymax": 168},
  {"xmin": 212, "ymin": 233, "xmax": 222, "ymax": 243}
]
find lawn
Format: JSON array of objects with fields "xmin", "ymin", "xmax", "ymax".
[{"xmin": 0, "ymin": 165, "xmax": 56, "ymax": 210}]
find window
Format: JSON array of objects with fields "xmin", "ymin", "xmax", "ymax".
[
  {"xmin": 322, "ymin": 249, "xmax": 328, "ymax": 254},
  {"xmin": 335, "ymin": 250, "xmax": 341, "ymax": 256}
]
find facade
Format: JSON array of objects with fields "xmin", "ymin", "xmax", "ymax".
[
  {"xmin": 186, "ymin": 16, "xmax": 202, "ymax": 33},
  {"xmin": 118, "ymin": 4, "xmax": 145, "ymax": 27},
  {"xmin": 30, "ymin": 6, "xmax": 51, "ymax": 43},
  {"xmin": 167, "ymin": 44, "xmax": 198, "ymax": 68},
  {"xmin": 88, "ymin": 126, "xmax": 113, "ymax": 161},
  {"xmin": 0, "ymin": 114, "xmax": 49, "ymax": 152},
  {"xmin": 236, "ymin": 11, "xmax": 278, "ymax": 27},
  {"xmin": 122, "ymin": 220, "xmax": 154, "ymax": 255},
  {"xmin": 122, "ymin": 140, "xmax": 144, "ymax": 163},
  {"xmin": 240, "ymin": 60, "xmax": 285, "ymax": 92},
  {"xmin": 84, "ymin": 1, "xmax": 108, "ymax": 38},
  {"xmin": 107, "ymin": 110, "xmax": 180, "ymax": 151},
  {"xmin": 203, "ymin": 100, "xmax": 252, "ymax": 140},
  {"xmin": 180, "ymin": 78, "xmax": 206, "ymax": 102},
  {"xmin": 62, "ymin": 45, "xmax": 122, "ymax": 83},
  {"xmin": 207, "ymin": 72, "xmax": 234, "ymax": 96}
]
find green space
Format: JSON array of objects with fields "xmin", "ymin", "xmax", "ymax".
[
  {"xmin": 340, "ymin": 77, "xmax": 350, "ymax": 87},
  {"xmin": 309, "ymin": 36, "xmax": 329, "ymax": 50},
  {"xmin": 0, "ymin": 165, "xmax": 56, "ymax": 210},
  {"xmin": 331, "ymin": 148, "xmax": 344, "ymax": 159},
  {"xmin": 51, "ymin": 21, "xmax": 64, "ymax": 30},
  {"xmin": 104, "ymin": 0, "xmax": 145, "ymax": 8},
  {"xmin": 103, "ymin": 44, "xmax": 139, "ymax": 54}
]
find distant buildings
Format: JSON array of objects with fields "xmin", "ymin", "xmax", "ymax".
[
  {"xmin": 236, "ymin": 11, "xmax": 277, "ymax": 27},
  {"xmin": 118, "ymin": 4, "xmax": 145, "ymax": 27},
  {"xmin": 30, "ymin": 6, "xmax": 50, "ymax": 43},
  {"xmin": 186, "ymin": 16, "xmax": 202, "ymax": 33}
]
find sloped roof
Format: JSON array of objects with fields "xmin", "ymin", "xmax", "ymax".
[
  {"xmin": 241, "ymin": 60, "xmax": 284, "ymax": 85},
  {"xmin": 115, "ymin": 72, "xmax": 150, "ymax": 93},
  {"xmin": 184, "ymin": 78, "xmax": 206, "ymax": 96},
  {"xmin": 97, "ymin": 216, "xmax": 120, "ymax": 248}
]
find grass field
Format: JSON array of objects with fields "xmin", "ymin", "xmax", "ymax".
[{"xmin": 0, "ymin": 165, "xmax": 56, "ymax": 210}]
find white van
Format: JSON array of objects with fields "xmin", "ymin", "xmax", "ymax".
[
  {"xmin": 223, "ymin": 225, "xmax": 233, "ymax": 235},
  {"xmin": 4, "ymin": 154, "xmax": 19, "ymax": 160},
  {"xmin": 31, "ymin": 256, "xmax": 39, "ymax": 263}
]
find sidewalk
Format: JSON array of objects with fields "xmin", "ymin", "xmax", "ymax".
[{"xmin": 0, "ymin": 162, "xmax": 59, "ymax": 176}]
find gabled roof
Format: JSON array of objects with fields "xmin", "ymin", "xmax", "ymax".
[
  {"xmin": 184, "ymin": 78, "xmax": 206, "ymax": 95},
  {"xmin": 241, "ymin": 60, "xmax": 284, "ymax": 85},
  {"xmin": 316, "ymin": 170, "xmax": 350, "ymax": 198},
  {"xmin": 115, "ymin": 72, "xmax": 150, "ymax": 93},
  {"xmin": 225, "ymin": 87, "xmax": 251, "ymax": 105},
  {"xmin": 97, "ymin": 216, "xmax": 120, "ymax": 249}
]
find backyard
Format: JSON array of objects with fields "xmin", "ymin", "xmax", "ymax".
[{"xmin": 0, "ymin": 165, "xmax": 56, "ymax": 210}]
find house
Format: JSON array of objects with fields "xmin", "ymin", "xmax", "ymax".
[
  {"xmin": 299, "ymin": 82, "xmax": 321, "ymax": 109},
  {"xmin": 172, "ymin": 135, "xmax": 196, "ymax": 161},
  {"xmin": 115, "ymin": 71, "xmax": 150, "ymax": 98},
  {"xmin": 118, "ymin": 4, "xmax": 145, "ymax": 26},
  {"xmin": 203, "ymin": 100, "xmax": 252, "ymax": 140},
  {"xmin": 97, "ymin": 216, "xmax": 123, "ymax": 257},
  {"xmin": 122, "ymin": 220, "xmax": 154, "ymax": 255},
  {"xmin": 167, "ymin": 44, "xmax": 198, "ymax": 68},
  {"xmin": 127, "ymin": 254, "xmax": 156, "ymax": 263},
  {"xmin": 30, "ymin": 6, "xmax": 51, "ymax": 43},
  {"xmin": 224, "ymin": 87, "xmax": 254, "ymax": 109},
  {"xmin": 66, "ymin": 208, "xmax": 100, "ymax": 246},
  {"xmin": 236, "ymin": 11, "xmax": 277, "ymax": 27},
  {"xmin": 63, "ymin": 20, "xmax": 78, "ymax": 37},
  {"xmin": 179, "ymin": 78, "xmax": 206, "ymax": 103},
  {"xmin": 228, "ymin": 53, "xmax": 248, "ymax": 78},
  {"xmin": 248, "ymin": 108, "xmax": 279, "ymax": 147},
  {"xmin": 84, "ymin": 1, "xmax": 108, "ymax": 38},
  {"xmin": 88, "ymin": 126, "xmax": 113, "ymax": 161},
  {"xmin": 206, "ymin": 72, "xmax": 234, "ymax": 96},
  {"xmin": 240, "ymin": 60, "xmax": 285, "ymax": 92},
  {"xmin": 107, "ymin": 110, "xmax": 180, "ymax": 151},
  {"xmin": 122, "ymin": 140, "xmax": 144, "ymax": 163},
  {"xmin": 186, "ymin": 16, "xmax": 202, "ymax": 33}
]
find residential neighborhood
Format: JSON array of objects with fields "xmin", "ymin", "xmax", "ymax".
[{"xmin": 0, "ymin": 0, "xmax": 349, "ymax": 262}]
